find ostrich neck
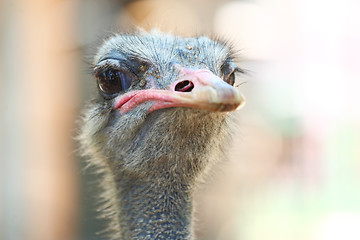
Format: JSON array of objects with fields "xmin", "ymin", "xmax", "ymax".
[
  {"xmin": 105, "ymin": 110, "xmax": 228, "ymax": 239},
  {"xmin": 116, "ymin": 174, "xmax": 194, "ymax": 240}
]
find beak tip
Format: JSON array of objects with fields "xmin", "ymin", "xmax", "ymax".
[{"xmin": 237, "ymin": 92, "xmax": 246, "ymax": 108}]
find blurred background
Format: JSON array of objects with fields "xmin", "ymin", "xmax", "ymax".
[{"xmin": 1, "ymin": 0, "xmax": 360, "ymax": 239}]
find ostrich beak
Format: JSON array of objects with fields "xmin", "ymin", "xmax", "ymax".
[{"xmin": 114, "ymin": 69, "xmax": 245, "ymax": 114}]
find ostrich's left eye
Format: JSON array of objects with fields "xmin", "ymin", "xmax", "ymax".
[
  {"xmin": 96, "ymin": 69, "xmax": 132, "ymax": 95},
  {"xmin": 225, "ymin": 72, "xmax": 235, "ymax": 86}
]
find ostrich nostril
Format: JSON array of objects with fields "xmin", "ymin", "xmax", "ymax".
[{"xmin": 174, "ymin": 80, "xmax": 194, "ymax": 92}]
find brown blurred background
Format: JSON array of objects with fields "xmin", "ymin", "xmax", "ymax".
[{"xmin": 1, "ymin": 0, "xmax": 360, "ymax": 240}]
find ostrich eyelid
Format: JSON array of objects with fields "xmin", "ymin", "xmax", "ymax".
[{"xmin": 95, "ymin": 56, "xmax": 151, "ymax": 75}]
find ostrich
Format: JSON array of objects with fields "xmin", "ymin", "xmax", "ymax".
[{"xmin": 79, "ymin": 31, "xmax": 245, "ymax": 240}]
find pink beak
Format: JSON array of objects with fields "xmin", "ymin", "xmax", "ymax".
[{"xmin": 113, "ymin": 68, "xmax": 245, "ymax": 114}]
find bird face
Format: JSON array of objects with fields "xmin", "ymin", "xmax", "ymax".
[
  {"xmin": 93, "ymin": 32, "xmax": 245, "ymax": 115},
  {"xmin": 82, "ymin": 32, "xmax": 246, "ymax": 175}
]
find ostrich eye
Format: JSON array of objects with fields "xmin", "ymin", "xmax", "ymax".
[
  {"xmin": 96, "ymin": 69, "xmax": 132, "ymax": 95},
  {"xmin": 225, "ymin": 72, "xmax": 235, "ymax": 86}
]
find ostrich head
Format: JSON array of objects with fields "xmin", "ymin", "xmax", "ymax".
[{"xmin": 80, "ymin": 31, "xmax": 245, "ymax": 240}]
